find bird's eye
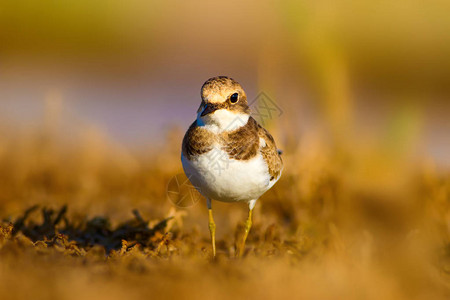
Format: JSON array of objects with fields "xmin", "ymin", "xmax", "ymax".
[{"xmin": 230, "ymin": 93, "xmax": 239, "ymax": 103}]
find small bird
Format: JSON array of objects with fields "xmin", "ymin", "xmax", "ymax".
[{"xmin": 181, "ymin": 76, "xmax": 283, "ymax": 256}]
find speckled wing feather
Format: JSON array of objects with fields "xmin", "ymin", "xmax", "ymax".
[
  {"xmin": 256, "ymin": 119, "xmax": 283, "ymax": 180},
  {"xmin": 182, "ymin": 121, "xmax": 215, "ymax": 160},
  {"xmin": 221, "ymin": 118, "xmax": 259, "ymax": 160}
]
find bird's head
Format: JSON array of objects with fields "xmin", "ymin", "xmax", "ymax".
[{"xmin": 196, "ymin": 76, "xmax": 250, "ymax": 132}]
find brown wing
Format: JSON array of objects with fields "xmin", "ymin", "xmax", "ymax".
[
  {"xmin": 221, "ymin": 117, "xmax": 259, "ymax": 160},
  {"xmin": 256, "ymin": 120, "xmax": 283, "ymax": 180},
  {"xmin": 182, "ymin": 121, "xmax": 215, "ymax": 160}
]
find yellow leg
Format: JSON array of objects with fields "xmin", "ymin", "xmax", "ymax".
[
  {"xmin": 208, "ymin": 209, "xmax": 216, "ymax": 257},
  {"xmin": 238, "ymin": 209, "xmax": 253, "ymax": 257}
]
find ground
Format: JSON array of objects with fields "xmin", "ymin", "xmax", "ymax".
[{"xmin": 0, "ymin": 126, "xmax": 449, "ymax": 300}]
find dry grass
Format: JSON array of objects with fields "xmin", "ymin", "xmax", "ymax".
[{"xmin": 0, "ymin": 111, "xmax": 449, "ymax": 300}]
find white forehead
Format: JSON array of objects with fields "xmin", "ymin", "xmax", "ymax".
[{"xmin": 202, "ymin": 89, "xmax": 233, "ymax": 103}]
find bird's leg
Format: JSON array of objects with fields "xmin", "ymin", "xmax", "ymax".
[
  {"xmin": 207, "ymin": 199, "xmax": 216, "ymax": 257},
  {"xmin": 208, "ymin": 209, "xmax": 216, "ymax": 257},
  {"xmin": 238, "ymin": 208, "xmax": 253, "ymax": 257}
]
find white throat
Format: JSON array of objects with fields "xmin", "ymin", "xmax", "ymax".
[{"xmin": 197, "ymin": 109, "xmax": 249, "ymax": 133}]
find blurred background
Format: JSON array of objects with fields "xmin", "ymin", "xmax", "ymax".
[
  {"xmin": 0, "ymin": 1, "xmax": 450, "ymax": 299},
  {"xmin": 1, "ymin": 0, "xmax": 449, "ymax": 210},
  {"xmin": 1, "ymin": 0, "xmax": 449, "ymax": 155}
]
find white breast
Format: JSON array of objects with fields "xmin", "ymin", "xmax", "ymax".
[{"xmin": 181, "ymin": 146, "xmax": 272, "ymax": 203}]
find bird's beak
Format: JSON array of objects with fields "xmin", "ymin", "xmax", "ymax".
[{"xmin": 201, "ymin": 103, "xmax": 219, "ymax": 117}]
